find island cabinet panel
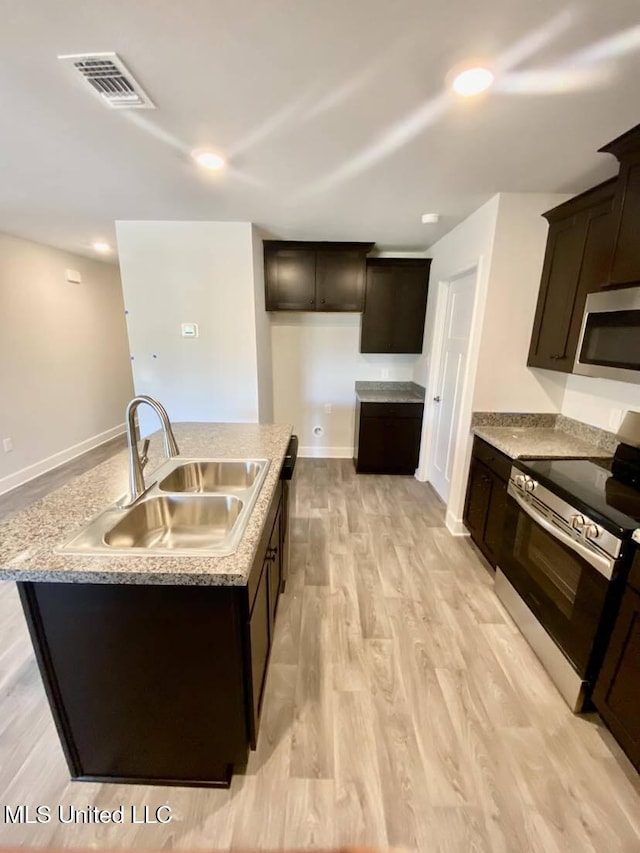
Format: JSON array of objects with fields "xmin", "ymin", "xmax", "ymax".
[
  {"xmin": 248, "ymin": 565, "xmax": 270, "ymax": 738},
  {"xmin": 264, "ymin": 241, "xmax": 374, "ymax": 311},
  {"xmin": 360, "ymin": 258, "xmax": 431, "ymax": 354},
  {"xmin": 593, "ymin": 578, "xmax": 640, "ymax": 770},
  {"xmin": 527, "ymin": 179, "xmax": 616, "ymax": 373},
  {"xmin": 463, "ymin": 437, "xmax": 511, "ymax": 569},
  {"xmin": 19, "ymin": 582, "xmax": 247, "ymax": 787},
  {"xmin": 244, "ymin": 489, "xmax": 283, "ymax": 747},
  {"xmin": 18, "ymin": 481, "xmax": 287, "ymax": 788},
  {"xmin": 600, "ymin": 125, "xmax": 640, "ymax": 286}
]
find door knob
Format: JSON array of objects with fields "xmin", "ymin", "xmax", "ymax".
[{"xmin": 433, "ymin": 395, "xmax": 441, "ymax": 402}]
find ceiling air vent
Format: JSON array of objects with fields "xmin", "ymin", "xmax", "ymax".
[{"xmin": 58, "ymin": 52, "xmax": 155, "ymax": 109}]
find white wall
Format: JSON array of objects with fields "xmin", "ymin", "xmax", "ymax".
[
  {"xmin": 271, "ymin": 313, "xmax": 417, "ymax": 456},
  {"xmin": 251, "ymin": 225, "xmax": 274, "ymax": 423},
  {"xmin": 415, "ymin": 195, "xmax": 500, "ymax": 528},
  {"xmin": 417, "ymin": 193, "xmax": 570, "ymax": 532},
  {"xmin": 116, "ymin": 221, "xmax": 273, "ymax": 435},
  {"xmin": 0, "ymin": 232, "xmax": 133, "ymax": 493},
  {"xmin": 473, "ymin": 193, "xmax": 570, "ymax": 412},
  {"xmin": 561, "ymin": 374, "xmax": 640, "ymax": 431}
]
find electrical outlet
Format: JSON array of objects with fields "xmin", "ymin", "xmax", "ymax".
[
  {"xmin": 3, "ymin": 437, "xmax": 13, "ymax": 453},
  {"xmin": 324, "ymin": 403, "xmax": 332, "ymax": 414}
]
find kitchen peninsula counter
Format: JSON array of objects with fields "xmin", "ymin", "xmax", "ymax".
[
  {"xmin": 2, "ymin": 421, "xmax": 294, "ymax": 788},
  {"xmin": 0, "ymin": 422, "xmax": 292, "ymax": 586}
]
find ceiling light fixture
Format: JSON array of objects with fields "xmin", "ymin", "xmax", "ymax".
[
  {"xmin": 451, "ymin": 66, "xmax": 494, "ymax": 97},
  {"xmin": 92, "ymin": 240, "xmax": 112, "ymax": 253},
  {"xmin": 191, "ymin": 149, "xmax": 226, "ymax": 170},
  {"xmin": 421, "ymin": 213, "xmax": 440, "ymax": 224}
]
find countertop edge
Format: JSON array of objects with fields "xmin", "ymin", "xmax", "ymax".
[
  {"xmin": 0, "ymin": 423, "xmax": 292, "ymax": 587},
  {"xmin": 472, "ymin": 425, "xmax": 612, "ymax": 461}
]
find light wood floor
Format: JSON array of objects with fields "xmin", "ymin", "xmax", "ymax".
[{"xmin": 0, "ymin": 457, "xmax": 639, "ymax": 850}]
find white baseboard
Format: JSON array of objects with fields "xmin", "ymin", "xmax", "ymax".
[
  {"xmin": 299, "ymin": 445, "xmax": 354, "ymax": 459},
  {"xmin": 445, "ymin": 510, "xmax": 470, "ymax": 536},
  {"xmin": 0, "ymin": 423, "xmax": 126, "ymax": 496}
]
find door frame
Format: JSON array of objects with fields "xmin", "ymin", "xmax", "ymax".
[{"xmin": 418, "ymin": 260, "xmax": 486, "ymax": 531}]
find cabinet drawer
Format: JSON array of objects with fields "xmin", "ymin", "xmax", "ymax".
[
  {"xmin": 360, "ymin": 402, "xmax": 423, "ymax": 419},
  {"xmin": 473, "ymin": 436, "xmax": 512, "ymax": 481}
]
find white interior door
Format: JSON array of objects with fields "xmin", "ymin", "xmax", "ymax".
[{"xmin": 429, "ymin": 270, "xmax": 476, "ymax": 502}]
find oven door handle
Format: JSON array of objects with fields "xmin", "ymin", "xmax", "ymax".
[{"xmin": 507, "ymin": 483, "xmax": 615, "ymax": 580}]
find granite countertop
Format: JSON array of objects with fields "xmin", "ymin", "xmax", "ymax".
[
  {"xmin": 0, "ymin": 423, "xmax": 292, "ymax": 587},
  {"xmin": 472, "ymin": 413, "xmax": 617, "ymax": 460},
  {"xmin": 355, "ymin": 381, "xmax": 425, "ymax": 404}
]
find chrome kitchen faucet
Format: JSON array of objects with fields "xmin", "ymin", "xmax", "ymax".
[{"xmin": 121, "ymin": 395, "xmax": 180, "ymax": 507}]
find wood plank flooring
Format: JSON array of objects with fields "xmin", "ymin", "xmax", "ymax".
[{"xmin": 0, "ymin": 456, "xmax": 639, "ymax": 850}]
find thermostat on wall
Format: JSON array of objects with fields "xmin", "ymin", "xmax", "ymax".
[{"xmin": 181, "ymin": 323, "xmax": 199, "ymax": 338}]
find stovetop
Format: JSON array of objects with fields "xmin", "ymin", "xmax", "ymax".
[{"xmin": 516, "ymin": 457, "xmax": 640, "ymax": 539}]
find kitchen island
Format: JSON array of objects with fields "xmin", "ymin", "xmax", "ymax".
[{"xmin": 0, "ymin": 422, "xmax": 292, "ymax": 787}]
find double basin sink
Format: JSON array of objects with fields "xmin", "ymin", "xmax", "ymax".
[{"xmin": 59, "ymin": 458, "xmax": 270, "ymax": 557}]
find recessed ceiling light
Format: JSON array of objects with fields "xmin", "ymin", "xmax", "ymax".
[
  {"xmin": 421, "ymin": 213, "xmax": 440, "ymax": 224},
  {"xmin": 451, "ymin": 66, "xmax": 494, "ymax": 97},
  {"xmin": 191, "ymin": 149, "xmax": 226, "ymax": 170},
  {"xmin": 92, "ymin": 240, "xmax": 112, "ymax": 253}
]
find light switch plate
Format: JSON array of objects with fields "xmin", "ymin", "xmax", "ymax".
[{"xmin": 181, "ymin": 323, "xmax": 199, "ymax": 338}]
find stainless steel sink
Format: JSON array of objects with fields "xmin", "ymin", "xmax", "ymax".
[
  {"xmin": 58, "ymin": 456, "xmax": 271, "ymax": 558},
  {"xmin": 104, "ymin": 495, "xmax": 243, "ymax": 550},
  {"xmin": 158, "ymin": 459, "xmax": 264, "ymax": 492}
]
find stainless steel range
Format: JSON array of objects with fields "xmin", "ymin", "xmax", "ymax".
[{"xmin": 497, "ymin": 413, "xmax": 640, "ymax": 711}]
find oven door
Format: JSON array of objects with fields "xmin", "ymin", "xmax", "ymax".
[
  {"xmin": 500, "ymin": 486, "xmax": 613, "ymax": 677},
  {"xmin": 574, "ymin": 286, "xmax": 640, "ymax": 383}
]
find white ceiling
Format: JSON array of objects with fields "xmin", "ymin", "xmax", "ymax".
[{"xmin": 1, "ymin": 0, "xmax": 640, "ymax": 259}]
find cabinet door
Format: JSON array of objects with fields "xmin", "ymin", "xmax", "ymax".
[
  {"xmin": 609, "ymin": 155, "xmax": 640, "ymax": 286},
  {"xmin": 464, "ymin": 458, "xmax": 492, "ymax": 546},
  {"xmin": 361, "ymin": 262, "xmax": 430, "ymax": 353},
  {"xmin": 593, "ymin": 584, "xmax": 640, "ymax": 770},
  {"xmin": 528, "ymin": 216, "xmax": 589, "ymax": 371},
  {"xmin": 356, "ymin": 414, "xmax": 422, "ymax": 474},
  {"xmin": 249, "ymin": 564, "xmax": 270, "ymax": 726},
  {"xmin": 267, "ymin": 508, "xmax": 282, "ymax": 633},
  {"xmin": 265, "ymin": 247, "xmax": 316, "ymax": 310},
  {"xmin": 361, "ymin": 264, "xmax": 395, "ymax": 352},
  {"xmin": 482, "ymin": 472, "xmax": 508, "ymax": 568},
  {"xmin": 315, "ymin": 249, "xmax": 366, "ymax": 311}
]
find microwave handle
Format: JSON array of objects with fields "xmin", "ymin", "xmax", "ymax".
[{"xmin": 507, "ymin": 483, "xmax": 614, "ymax": 580}]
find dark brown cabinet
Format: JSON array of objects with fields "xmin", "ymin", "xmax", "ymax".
[
  {"xmin": 599, "ymin": 124, "xmax": 640, "ymax": 287},
  {"xmin": 264, "ymin": 241, "xmax": 374, "ymax": 311},
  {"xmin": 463, "ymin": 437, "xmax": 511, "ymax": 569},
  {"xmin": 19, "ymin": 484, "xmax": 287, "ymax": 787},
  {"xmin": 354, "ymin": 400, "xmax": 424, "ymax": 474},
  {"xmin": 593, "ymin": 554, "xmax": 640, "ymax": 770},
  {"xmin": 360, "ymin": 258, "xmax": 431, "ymax": 353},
  {"xmin": 527, "ymin": 179, "xmax": 616, "ymax": 372}
]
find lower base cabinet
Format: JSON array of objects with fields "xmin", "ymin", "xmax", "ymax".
[
  {"xmin": 18, "ymin": 485, "xmax": 285, "ymax": 788},
  {"xmin": 593, "ymin": 557, "xmax": 640, "ymax": 770},
  {"xmin": 354, "ymin": 400, "xmax": 424, "ymax": 474},
  {"xmin": 463, "ymin": 437, "xmax": 511, "ymax": 569}
]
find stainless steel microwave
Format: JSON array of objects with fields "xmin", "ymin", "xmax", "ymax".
[{"xmin": 574, "ymin": 286, "xmax": 640, "ymax": 384}]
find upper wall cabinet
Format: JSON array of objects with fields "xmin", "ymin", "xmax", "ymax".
[
  {"xmin": 527, "ymin": 179, "xmax": 616, "ymax": 373},
  {"xmin": 264, "ymin": 241, "xmax": 374, "ymax": 311},
  {"xmin": 360, "ymin": 258, "xmax": 431, "ymax": 354},
  {"xmin": 599, "ymin": 123, "xmax": 640, "ymax": 286}
]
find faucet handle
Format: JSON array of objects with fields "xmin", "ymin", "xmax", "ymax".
[{"xmin": 140, "ymin": 438, "xmax": 151, "ymax": 470}]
